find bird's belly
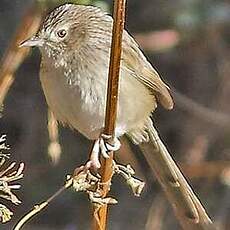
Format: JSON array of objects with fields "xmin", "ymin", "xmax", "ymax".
[{"xmin": 40, "ymin": 65, "xmax": 155, "ymax": 140}]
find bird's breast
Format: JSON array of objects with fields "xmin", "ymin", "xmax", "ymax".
[
  {"xmin": 40, "ymin": 57, "xmax": 107, "ymax": 139},
  {"xmin": 39, "ymin": 54, "xmax": 156, "ymax": 142}
]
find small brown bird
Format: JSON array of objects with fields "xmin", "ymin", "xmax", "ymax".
[
  {"xmin": 21, "ymin": 4, "xmax": 174, "ymax": 166},
  {"xmin": 20, "ymin": 4, "xmax": 213, "ymax": 228}
]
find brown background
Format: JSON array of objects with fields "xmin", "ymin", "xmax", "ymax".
[{"xmin": 0, "ymin": 0, "xmax": 230, "ymax": 229}]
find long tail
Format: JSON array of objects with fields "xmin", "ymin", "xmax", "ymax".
[{"xmin": 138, "ymin": 118, "xmax": 215, "ymax": 230}]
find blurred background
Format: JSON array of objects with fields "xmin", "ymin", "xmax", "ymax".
[{"xmin": 0, "ymin": 0, "xmax": 230, "ymax": 229}]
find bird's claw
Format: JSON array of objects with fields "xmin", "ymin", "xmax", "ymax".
[
  {"xmin": 100, "ymin": 134, "xmax": 121, "ymax": 158},
  {"xmin": 89, "ymin": 134, "xmax": 121, "ymax": 169}
]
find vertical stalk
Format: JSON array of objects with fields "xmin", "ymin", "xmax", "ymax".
[{"xmin": 93, "ymin": 0, "xmax": 126, "ymax": 229}]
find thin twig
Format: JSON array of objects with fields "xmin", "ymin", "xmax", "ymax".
[
  {"xmin": 13, "ymin": 177, "xmax": 73, "ymax": 230},
  {"xmin": 92, "ymin": 0, "xmax": 126, "ymax": 229}
]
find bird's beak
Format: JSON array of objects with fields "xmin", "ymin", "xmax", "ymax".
[{"xmin": 19, "ymin": 36, "xmax": 44, "ymax": 48}]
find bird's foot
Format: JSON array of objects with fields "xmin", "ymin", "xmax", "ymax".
[{"xmin": 88, "ymin": 134, "xmax": 121, "ymax": 169}]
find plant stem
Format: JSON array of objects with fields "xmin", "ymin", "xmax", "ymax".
[{"xmin": 92, "ymin": 0, "xmax": 126, "ymax": 229}]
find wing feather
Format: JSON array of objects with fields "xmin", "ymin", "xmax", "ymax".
[{"xmin": 122, "ymin": 31, "xmax": 174, "ymax": 110}]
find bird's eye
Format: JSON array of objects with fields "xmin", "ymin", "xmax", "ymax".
[{"xmin": 57, "ymin": 29, "xmax": 67, "ymax": 38}]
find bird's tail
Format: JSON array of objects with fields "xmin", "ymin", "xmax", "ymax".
[{"xmin": 138, "ymin": 118, "xmax": 215, "ymax": 230}]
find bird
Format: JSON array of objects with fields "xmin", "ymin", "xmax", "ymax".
[
  {"xmin": 20, "ymin": 4, "xmax": 213, "ymax": 229},
  {"xmin": 21, "ymin": 3, "xmax": 174, "ymax": 167}
]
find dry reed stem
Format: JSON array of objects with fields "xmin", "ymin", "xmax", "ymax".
[
  {"xmin": 0, "ymin": 4, "xmax": 43, "ymax": 105},
  {"xmin": 92, "ymin": 0, "xmax": 126, "ymax": 229}
]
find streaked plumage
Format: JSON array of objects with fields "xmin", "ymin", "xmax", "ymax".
[
  {"xmin": 20, "ymin": 4, "xmax": 214, "ymax": 228},
  {"xmin": 37, "ymin": 4, "xmax": 173, "ymax": 143}
]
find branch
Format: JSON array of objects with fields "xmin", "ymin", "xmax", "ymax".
[
  {"xmin": 92, "ymin": 1, "xmax": 126, "ymax": 229},
  {"xmin": 13, "ymin": 176, "xmax": 73, "ymax": 230},
  {"xmin": 0, "ymin": 3, "xmax": 43, "ymax": 106}
]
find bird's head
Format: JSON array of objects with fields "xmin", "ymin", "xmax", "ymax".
[{"xmin": 20, "ymin": 4, "xmax": 110, "ymax": 66}]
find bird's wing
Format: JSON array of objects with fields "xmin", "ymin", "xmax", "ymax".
[{"xmin": 122, "ymin": 31, "xmax": 174, "ymax": 110}]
